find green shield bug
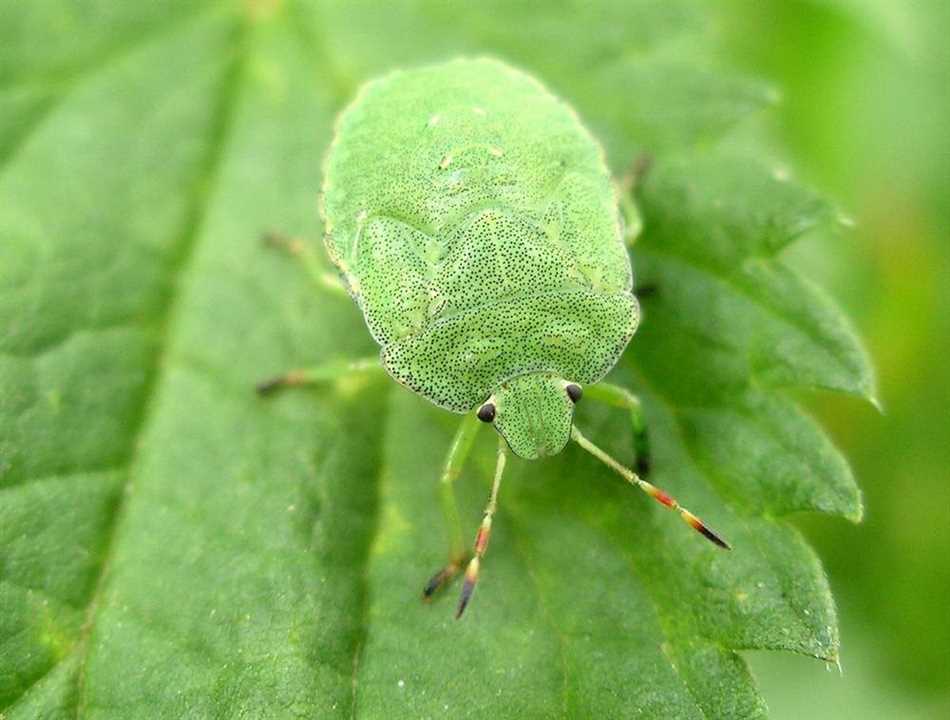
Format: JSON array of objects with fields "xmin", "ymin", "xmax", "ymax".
[{"xmin": 260, "ymin": 58, "xmax": 729, "ymax": 618}]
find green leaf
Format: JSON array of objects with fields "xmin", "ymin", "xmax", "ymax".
[
  {"xmin": 0, "ymin": 1, "xmax": 872, "ymax": 718},
  {"xmin": 634, "ymin": 152, "xmax": 876, "ymax": 401}
]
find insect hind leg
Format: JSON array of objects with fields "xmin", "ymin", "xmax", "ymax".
[{"xmin": 261, "ymin": 230, "xmax": 348, "ymax": 297}]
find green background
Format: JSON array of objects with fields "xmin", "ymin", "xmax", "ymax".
[{"xmin": 1, "ymin": 1, "xmax": 947, "ymax": 718}]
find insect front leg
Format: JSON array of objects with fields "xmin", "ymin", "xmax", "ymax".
[
  {"xmin": 261, "ymin": 230, "xmax": 348, "ymax": 297},
  {"xmin": 255, "ymin": 357, "xmax": 380, "ymax": 396},
  {"xmin": 617, "ymin": 190, "xmax": 643, "ymax": 247},
  {"xmin": 617, "ymin": 153, "xmax": 653, "ymax": 247},
  {"xmin": 583, "ymin": 382, "xmax": 652, "ymax": 476},
  {"xmin": 423, "ymin": 413, "xmax": 482, "ymax": 601}
]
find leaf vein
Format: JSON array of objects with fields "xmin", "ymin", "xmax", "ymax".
[{"xmin": 67, "ymin": 18, "xmax": 252, "ymax": 719}]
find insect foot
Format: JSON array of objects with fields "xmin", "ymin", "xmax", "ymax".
[
  {"xmin": 422, "ymin": 554, "xmax": 471, "ymax": 601},
  {"xmin": 255, "ymin": 369, "xmax": 308, "ymax": 396}
]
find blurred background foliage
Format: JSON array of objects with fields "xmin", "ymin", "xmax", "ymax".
[{"xmin": 718, "ymin": 1, "xmax": 949, "ymax": 717}]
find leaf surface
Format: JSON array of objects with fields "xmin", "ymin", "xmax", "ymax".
[{"xmin": 0, "ymin": 1, "xmax": 871, "ymax": 718}]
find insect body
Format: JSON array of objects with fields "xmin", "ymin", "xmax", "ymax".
[{"xmin": 261, "ymin": 58, "xmax": 728, "ymax": 618}]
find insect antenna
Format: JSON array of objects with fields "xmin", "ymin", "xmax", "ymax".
[
  {"xmin": 571, "ymin": 426, "xmax": 731, "ymax": 549},
  {"xmin": 456, "ymin": 438, "xmax": 509, "ymax": 619}
]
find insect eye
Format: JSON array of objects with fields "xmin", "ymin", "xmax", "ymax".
[
  {"xmin": 477, "ymin": 402, "xmax": 496, "ymax": 423},
  {"xmin": 566, "ymin": 384, "xmax": 583, "ymax": 403}
]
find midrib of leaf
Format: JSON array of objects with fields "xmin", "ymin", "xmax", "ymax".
[{"xmin": 0, "ymin": 12, "xmax": 253, "ymax": 717}]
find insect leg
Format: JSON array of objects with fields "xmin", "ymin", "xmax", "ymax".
[
  {"xmin": 261, "ymin": 230, "xmax": 347, "ymax": 297},
  {"xmin": 583, "ymin": 383, "xmax": 652, "ymax": 476},
  {"xmin": 617, "ymin": 153, "xmax": 653, "ymax": 247},
  {"xmin": 422, "ymin": 413, "xmax": 482, "ymax": 600},
  {"xmin": 571, "ymin": 426, "xmax": 731, "ymax": 550},
  {"xmin": 618, "ymin": 190, "xmax": 643, "ymax": 247},
  {"xmin": 455, "ymin": 438, "xmax": 508, "ymax": 619},
  {"xmin": 634, "ymin": 283, "xmax": 659, "ymax": 300},
  {"xmin": 255, "ymin": 357, "xmax": 380, "ymax": 396}
]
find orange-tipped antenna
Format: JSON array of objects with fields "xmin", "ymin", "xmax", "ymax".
[
  {"xmin": 571, "ymin": 427, "xmax": 731, "ymax": 550},
  {"xmin": 456, "ymin": 439, "xmax": 509, "ymax": 619}
]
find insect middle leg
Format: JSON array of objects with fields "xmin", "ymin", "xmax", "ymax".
[
  {"xmin": 261, "ymin": 230, "xmax": 348, "ymax": 297},
  {"xmin": 584, "ymin": 382, "xmax": 652, "ymax": 475},
  {"xmin": 422, "ymin": 413, "xmax": 482, "ymax": 600},
  {"xmin": 256, "ymin": 357, "xmax": 380, "ymax": 396},
  {"xmin": 618, "ymin": 191, "xmax": 643, "ymax": 247}
]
